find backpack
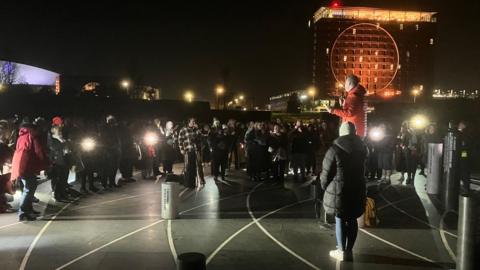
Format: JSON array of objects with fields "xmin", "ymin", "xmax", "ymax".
[{"xmin": 364, "ymin": 197, "xmax": 379, "ymax": 227}]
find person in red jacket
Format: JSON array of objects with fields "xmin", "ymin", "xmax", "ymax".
[
  {"xmin": 326, "ymin": 75, "xmax": 367, "ymax": 138},
  {"xmin": 10, "ymin": 121, "xmax": 49, "ymax": 221}
]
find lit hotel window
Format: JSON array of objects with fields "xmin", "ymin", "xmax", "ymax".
[
  {"xmin": 375, "ymin": 51, "xmax": 378, "ymax": 56},
  {"xmin": 430, "ymin": 38, "xmax": 434, "ymax": 45},
  {"xmin": 343, "ymin": 55, "xmax": 347, "ymax": 62},
  {"xmin": 416, "ymin": 24, "xmax": 419, "ymax": 30},
  {"xmin": 374, "ymin": 77, "xmax": 378, "ymax": 83},
  {"xmin": 406, "ymin": 51, "xmax": 410, "ymax": 58},
  {"xmin": 326, "ymin": 48, "xmax": 329, "ymax": 54},
  {"xmin": 359, "ymin": 56, "xmax": 363, "ymax": 62},
  {"xmin": 374, "ymin": 64, "xmax": 378, "ymax": 69},
  {"xmin": 390, "ymin": 64, "xmax": 394, "ymax": 70},
  {"xmin": 400, "ymin": 24, "xmax": 403, "ymax": 30},
  {"xmin": 352, "ymin": 28, "xmax": 356, "ymax": 35}
]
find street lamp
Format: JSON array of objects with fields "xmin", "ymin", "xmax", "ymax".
[
  {"xmin": 412, "ymin": 88, "xmax": 420, "ymax": 103},
  {"xmin": 216, "ymin": 86, "xmax": 224, "ymax": 109},
  {"xmin": 184, "ymin": 91, "xmax": 194, "ymax": 103},
  {"xmin": 239, "ymin": 95, "xmax": 244, "ymax": 101},
  {"xmin": 121, "ymin": 79, "xmax": 130, "ymax": 96}
]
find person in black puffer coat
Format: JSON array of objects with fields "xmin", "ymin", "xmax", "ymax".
[{"xmin": 320, "ymin": 121, "xmax": 367, "ymax": 262}]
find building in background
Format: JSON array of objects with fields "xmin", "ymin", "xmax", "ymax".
[
  {"xmin": 311, "ymin": 5, "xmax": 437, "ymax": 102},
  {"xmin": 0, "ymin": 60, "xmax": 59, "ymax": 93}
]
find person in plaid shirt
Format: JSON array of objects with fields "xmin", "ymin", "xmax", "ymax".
[{"xmin": 177, "ymin": 118, "xmax": 205, "ymax": 189}]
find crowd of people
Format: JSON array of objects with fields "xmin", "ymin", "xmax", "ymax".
[
  {"xmin": 0, "ymin": 74, "xmax": 475, "ymax": 263},
  {"xmin": 0, "ymin": 112, "xmax": 341, "ymax": 221}
]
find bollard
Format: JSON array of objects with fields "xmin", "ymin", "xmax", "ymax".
[
  {"xmin": 443, "ymin": 122, "xmax": 459, "ymax": 211},
  {"xmin": 177, "ymin": 252, "xmax": 206, "ymax": 270},
  {"xmin": 161, "ymin": 181, "xmax": 179, "ymax": 220},
  {"xmin": 426, "ymin": 143, "xmax": 443, "ymax": 195},
  {"xmin": 456, "ymin": 195, "xmax": 476, "ymax": 270}
]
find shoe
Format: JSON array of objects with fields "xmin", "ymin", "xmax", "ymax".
[
  {"xmin": 32, "ymin": 196, "xmax": 40, "ymax": 203},
  {"xmin": 19, "ymin": 214, "xmax": 37, "ymax": 221},
  {"xmin": 344, "ymin": 250, "xmax": 353, "ymax": 261},
  {"xmin": 329, "ymin": 249, "xmax": 344, "ymax": 261}
]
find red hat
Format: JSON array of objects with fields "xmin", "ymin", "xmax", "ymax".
[{"xmin": 52, "ymin": 116, "xmax": 63, "ymax": 126}]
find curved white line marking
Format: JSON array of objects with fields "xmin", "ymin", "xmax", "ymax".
[
  {"xmin": 55, "ymin": 219, "xmax": 165, "ymax": 270},
  {"xmin": 247, "ymin": 183, "xmax": 321, "ymax": 270},
  {"xmin": 19, "ymin": 200, "xmax": 77, "ymax": 270},
  {"xmin": 359, "ymin": 228, "xmax": 436, "ymax": 264},
  {"xmin": 167, "ymin": 220, "xmax": 178, "ymax": 265},
  {"xmin": 54, "ymin": 185, "xmax": 263, "ymax": 268},
  {"xmin": 379, "ymin": 194, "xmax": 457, "ymax": 238},
  {"xmin": 377, "ymin": 195, "xmax": 417, "ymax": 211},
  {"xmin": 206, "ymin": 198, "xmax": 311, "ymax": 264},
  {"xmin": 0, "ymin": 191, "xmax": 162, "ymax": 232},
  {"xmin": 178, "ymin": 186, "xmax": 279, "ymax": 215},
  {"xmin": 439, "ymin": 211, "xmax": 457, "ymax": 262}
]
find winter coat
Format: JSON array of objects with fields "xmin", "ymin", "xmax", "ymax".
[
  {"xmin": 320, "ymin": 134, "xmax": 367, "ymax": 219},
  {"xmin": 332, "ymin": 85, "xmax": 367, "ymax": 137},
  {"xmin": 11, "ymin": 126, "xmax": 49, "ymax": 180},
  {"xmin": 289, "ymin": 129, "xmax": 308, "ymax": 154}
]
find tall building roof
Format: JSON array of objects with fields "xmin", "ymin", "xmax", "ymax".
[{"xmin": 313, "ymin": 6, "xmax": 437, "ymax": 23}]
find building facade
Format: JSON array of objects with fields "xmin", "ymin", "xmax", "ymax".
[{"xmin": 311, "ymin": 6, "xmax": 437, "ymax": 101}]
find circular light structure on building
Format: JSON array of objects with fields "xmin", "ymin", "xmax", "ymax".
[{"xmin": 330, "ymin": 23, "xmax": 399, "ymax": 96}]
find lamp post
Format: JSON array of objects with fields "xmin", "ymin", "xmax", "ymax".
[
  {"xmin": 121, "ymin": 80, "xmax": 130, "ymax": 96},
  {"xmin": 308, "ymin": 86, "xmax": 316, "ymax": 111},
  {"xmin": 216, "ymin": 86, "xmax": 224, "ymax": 109},
  {"xmin": 412, "ymin": 88, "xmax": 420, "ymax": 103}
]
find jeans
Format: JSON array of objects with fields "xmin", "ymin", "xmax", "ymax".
[
  {"xmin": 291, "ymin": 153, "xmax": 306, "ymax": 177},
  {"xmin": 335, "ymin": 217, "xmax": 358, "ymax": 251},
  {"xmin": 19, "ymin": 176, "xmax": 38, "ymax": 216}
]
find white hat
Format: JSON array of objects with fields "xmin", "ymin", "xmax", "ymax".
[{"xmin": 339, "ymin": 122, "xmax": 356, "ymax": 136}]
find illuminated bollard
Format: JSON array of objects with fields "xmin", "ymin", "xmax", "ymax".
[
  {"xmin": 426, "ymin": 143, "xmax": 443, "ymax": 195},
  {"xmin": 456, "ymin": 195, "xmax": 476, "ymax": 270},
  {"xmin": 161, "ymin": 182, "xmax": 179, "ymax": 220}
]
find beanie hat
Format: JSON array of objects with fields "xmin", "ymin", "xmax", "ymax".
[
  {"xmin": 339, "ymin": 121, "xmax": 356, "ymax": 136},
  {"xmin": 52, "ymin": 116, "xmax": 63, "ymax": 126}
]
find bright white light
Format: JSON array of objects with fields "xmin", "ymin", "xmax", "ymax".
[
  {"xmin": 144, "ymin": 132, "xmax": 159, "ymax": 146},
  {"xmin": 411, "ymin": 115, "xmax": 429, "ymax": 129},
  {"xmin": 121, "ymin": 80, "xmax": 130, "ymax": 88},
  {"xmin": 81, "ymin": 138, "xmax": 96, "ymax": 152},
  {"xmin": 300, "ymin": 94, "xmax": 308, "ymax": 100},
  {"xmin": 369, "ymin": 128, "xmax": 385, "ymax": 141}
]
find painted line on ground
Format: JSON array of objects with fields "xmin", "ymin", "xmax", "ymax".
[
  {"xmin": 206, "ymin": 198, "xmax": 311, "ymax": 264},
  {"xmin": 54, "ymin": 183, "xmax": 267, "ymax": 269},
  {"xmin": 19, "ymin": 199, "xmax": 78, "ymax": 270},
  {"xmin": 359, "ymin": 228, "xmax": 437, "ymax": 264},
  {"xmin": 167, "ymin": 220, "xmax": 178, "ymax": 265},
  {"xmin": 178, "ymin": 186, "xmax": 280, "ymax": 215},
  {"xmin": 55, "ymin": 219, "xmax": 165, "ymax": 270},
  {"xmin": 439, "ymin": 211, "xmax": 457, "ymax": 262},
  {"xmin": 377, "ymin": 195, "xmax": 417, "ymax": 211},
  {"xmin": 247, "ymin": 183, "xmax": 321, "ymax": 270},
  {"xmin": 379, "ymin": 193, "xmax": 457, "ymax": 238}
]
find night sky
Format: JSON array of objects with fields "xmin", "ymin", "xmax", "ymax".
[{"xmin": 1, "ymin": 0, "xmax": 479, "ymax": 104}]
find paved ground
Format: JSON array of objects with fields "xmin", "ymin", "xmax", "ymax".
[{"xmin": 0, "ymin": 166, "xmax": 466, "ymax": 270}]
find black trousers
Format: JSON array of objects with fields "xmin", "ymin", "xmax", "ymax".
[
  {"xmin": 51, "ymin": 165, "xmax": 69, "ymax": 198},
  {"xmin": 212, "ymin": 151, "xmax": 228, "ymax": 178},
  {"xmin": 102, "ymin": 155, "xmax": 119, "ymax": 187},
  {"xmin": 272, "ymin": 160, "xmax": 286, "ymax": 181},
  {"xmin": 163, "ymin": 159, "xmax": 173, "ymax": 174},
  {"xmin": 79, "ymin": 168, "xmax": 95, "ymax": 190},
  {"xmin": 119, "ymin": 157, "xmax": 134, "ymax": 178},
  {"xmin": 229, "ymin": 144, "xmax": 239, "ymax": 169}
]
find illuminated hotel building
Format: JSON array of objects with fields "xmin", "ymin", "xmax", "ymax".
[{"xmin": 311, "ymin": 6, "xmax": 437, "ymax": 101}]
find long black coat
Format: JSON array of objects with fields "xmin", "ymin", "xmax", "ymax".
[{"xmin": 320, "ymin": 134, "xmax": 367, "ymax": 219}]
